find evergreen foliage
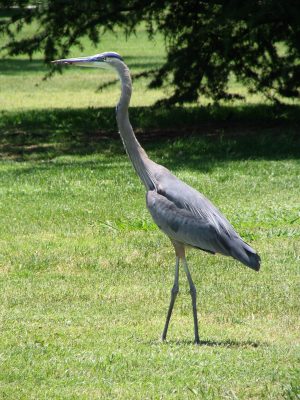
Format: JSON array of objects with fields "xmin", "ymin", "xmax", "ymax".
[{"xmin": 1, "ymin": 0, "xmax": 299, "ymax": 103}]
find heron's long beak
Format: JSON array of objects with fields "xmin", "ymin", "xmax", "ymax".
[{"xmin": 51, "ymin": 55, "xmax": 109, "ymax": 68}]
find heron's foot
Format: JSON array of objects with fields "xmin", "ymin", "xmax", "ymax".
[
  {"xmin": 161, "ymin": 334, "xmax": 167, "ymax": 342},
  {"xmin": 194, "ymin": 337, "xmax": 200, "ymax": 345}
]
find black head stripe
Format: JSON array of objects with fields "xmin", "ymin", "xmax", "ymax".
[{"xmin": 102, "ymin": 52, "xmax": 123, "ymax": 61}]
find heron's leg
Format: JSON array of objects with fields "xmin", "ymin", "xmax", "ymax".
[
  {"xmin": 161, "ymin": 256, "xmax": 180, "ymax": 341},
  {"xmin": 183, "ymin": 258, "xmax": 200, "ymax": 344}
]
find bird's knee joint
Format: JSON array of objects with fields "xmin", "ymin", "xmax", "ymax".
[
  {"xmin": 190, "ymin": 285, "xmax": 197, "ymax": 296},
  {"xmin": 171, "ymin": 286, "xmax": 179, "ymax": 295}
]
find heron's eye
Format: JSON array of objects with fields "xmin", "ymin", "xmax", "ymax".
[{"xmin": 94, "ymin": 56, "xmax": 106, "ymax": 62}]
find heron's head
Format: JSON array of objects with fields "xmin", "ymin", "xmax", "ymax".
[{"xmin": 51, "ymin": 51, "xmax": 123, "ymax": 69}]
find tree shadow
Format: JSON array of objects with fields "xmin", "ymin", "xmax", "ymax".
[
  {"xmin": 0, "ymin": 104, "xmax": 299, "ymax": 166},
  {"xmin": 0, "ymin": 55, "xmax": 164, "ymax": 75},
  {"xmin": 0, "ymin": 58, "xmax": 47, "ymax": 74},
  {"xmin": 123, "ymin": 55, "xmax": 164, "ymax": 70}
]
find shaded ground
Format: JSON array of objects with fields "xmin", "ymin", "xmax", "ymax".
[{"xmin": 0, "ymin": 104, "xmax": 299, "ymax": 162}]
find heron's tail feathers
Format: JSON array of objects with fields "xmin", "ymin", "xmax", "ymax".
[{"xmin": 230, "ymin": 240, "xmax": 261, "ymax": 271}]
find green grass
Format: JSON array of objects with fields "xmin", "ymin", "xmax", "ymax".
[
  {"xmin": 0, "ymin": 134, "xmax": 299, "ymax": 399},
  {"xmin": 0, "ymin": 22, "xmax": 300, "ymax": 400}
]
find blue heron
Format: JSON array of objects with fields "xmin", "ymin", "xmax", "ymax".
[{"xmin": 52, "ymin": 52, "xmax": 260, "ymax": 344}]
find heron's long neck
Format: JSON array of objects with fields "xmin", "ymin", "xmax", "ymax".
[{"xmin": 115, "ymin": 63, "xmax": 155, "ymax": 190}]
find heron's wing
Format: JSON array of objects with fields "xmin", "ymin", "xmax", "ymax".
[
  {"xmin": 146, "ymin": 191, "xmax": 231, "ymax": 255},
  {"xmin": 149, "ymin": 167, "xmax": 260, "ymax": 270},
  {"xmin": 155, "ymin": 167, "xmax": 237, "ymax": 238}
]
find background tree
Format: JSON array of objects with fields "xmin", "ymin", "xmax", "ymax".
[{"xmin": 1, "ymin": 0, "xmax": 299, "ymax": 104}]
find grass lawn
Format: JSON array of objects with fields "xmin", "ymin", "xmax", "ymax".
[{"xmin": 0, "ymin": 23, "xmax": 300, "ymax": 399}]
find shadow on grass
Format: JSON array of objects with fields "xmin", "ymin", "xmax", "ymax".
[
  {"xmin": 0, "ymin": 104, "xmax": 299, "ymax": 165},
  {"xmin": 147, "ymin": 338, "xmax": 267, "ymax": 348},
  {"xmin": 0, "ymin": 59, "xmax": 48, "ymax": 74},
  {"xmin": 198, "ymin": 339, "xmax": 264, "ymax": 348},
  {"xmin": 121, "ymin": 55, "xmax": 165, "ymax": 69},
  {"xmin": 0, "ymin": 56, "xmax": 164, "ymax": 75}
]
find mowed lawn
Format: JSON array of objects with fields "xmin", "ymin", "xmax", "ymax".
[{"xmin": 0, "ymin": 24, "xmax": 300, "ymax": 399}]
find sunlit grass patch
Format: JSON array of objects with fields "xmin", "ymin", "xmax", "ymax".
[{"xmin": 0, "ymin": 133, "xmax": 299, "ymax": 398}]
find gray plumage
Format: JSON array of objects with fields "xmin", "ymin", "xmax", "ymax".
[
  {"xmin": 52, "ymin": 51, "xmax": 261, "ymax": 344},
  {"xmin": 146, "ymin": 169, "xmax": 260, "ymax": 271}
]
